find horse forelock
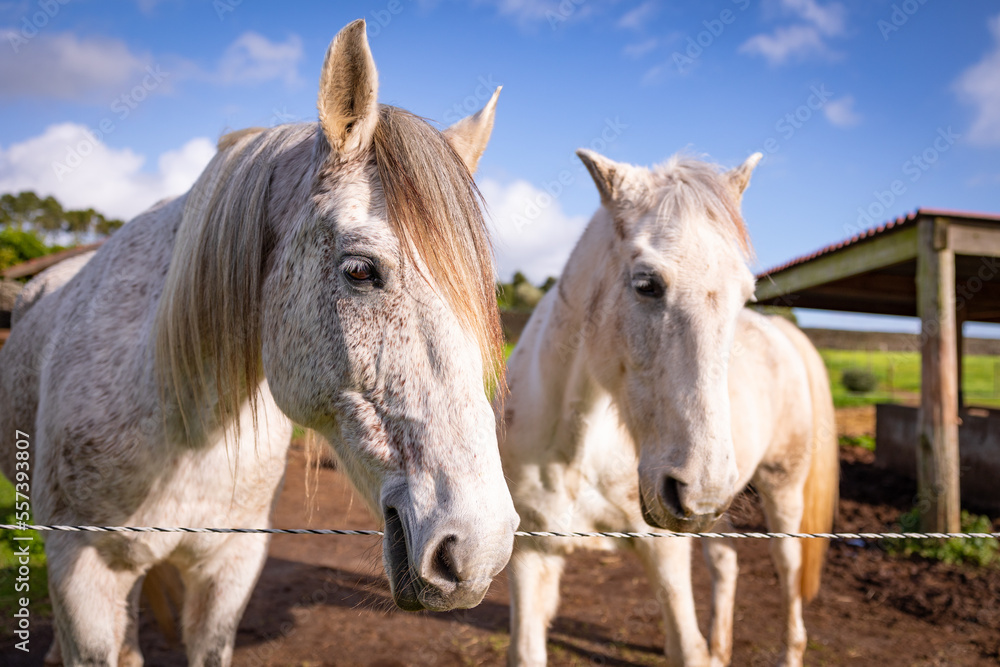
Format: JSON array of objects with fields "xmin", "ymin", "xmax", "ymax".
[
  {"xmin": 650, "ymin": 156, "xmax": 753, "ymax": 259},
  {"xmin": 369, "ymin": 105, "xmax": 503, "ymax": 387}
]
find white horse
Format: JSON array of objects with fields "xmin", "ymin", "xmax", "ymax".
[
  {"xmin": 500, "ymin": 150, "xmax": 839, "ymax": 667},
  {"xmin": 0, "ymin": 19, "xmax": 519, "ymax": 666}
]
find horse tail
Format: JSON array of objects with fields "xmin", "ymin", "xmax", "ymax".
[
  {"xmin": 770, "ymin": 317, "xmax": 839, "ymax": 603},
  {"xmin": 141, "ymin": 563, "xmax": 185, "ymax": 645}
]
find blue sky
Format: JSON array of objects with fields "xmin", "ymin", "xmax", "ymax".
[{"xmin": 2, "ymin": 0, "xmax": 999, "ymax": 333}]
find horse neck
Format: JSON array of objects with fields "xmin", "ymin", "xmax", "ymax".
[{"xmin": 534, "ymin": 208, "xmax": 621, "ymax": 447}]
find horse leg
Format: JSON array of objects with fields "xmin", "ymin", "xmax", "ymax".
[
  {"xmin": 702, "ymin": 521, "xmax": 738, "ymax": 667},
  {"xmin": 46, "ymin": 533, "xmax": 143, "ymax": 666},
  {"xmin": 758, "ymin": 484, "xmax": 807, "ymax": 667},
  {"xmin": 507, "ymin": 540, "xmax": 565, "ymax": 667},
  {"xmin": 179, "ymin": 534, "xmax": 270, "ymax": 667},
  {"xmin": 634, "ymin": 537, "xmax": 711, "ymax": 667},
  {"xmin": 43, "ymin": 636, "xmax": 63, "ymax": 666},
  {"xmin": 119, "ymin": 578, "xmax": 144, "ymax": 667}
]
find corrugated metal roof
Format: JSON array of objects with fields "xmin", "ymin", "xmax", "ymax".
[{"xmin": 757, "ymin": 207, "xmax": 1000, "ymax": 279}]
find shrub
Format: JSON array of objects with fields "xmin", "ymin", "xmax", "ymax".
[
  {"xmin": 884, "ymin": 508, "xmax": 999, "ymax": 568},
  {"xmin": 841, "ymin": 367, "xmax": 878, "ymax": 393}
]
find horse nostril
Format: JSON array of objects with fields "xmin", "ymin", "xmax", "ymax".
[
  {"xmin": 428, "ymin": 535, "xmax": 460, "ymax": 585},
  {"xmin": 660, "ymin": 476, "xmax": 687, "ymax": 518}
]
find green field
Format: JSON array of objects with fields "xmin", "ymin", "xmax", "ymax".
[{"xmin": 820, "ymin": 348, "xmax": 1000, "ymax": 408}]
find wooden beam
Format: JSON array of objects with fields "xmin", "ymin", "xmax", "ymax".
[
  {"xmin": 949, "ymin": 223, "xmax": 1000, "ymax": 258},
  {"xmin": 756, "ymin": 293, "xmax": 917, "ymax": 317},
  {"xmin": 756, "ymin": 226, "xmax": 919, "ymax": 303},
  {"xmin": 957, "ymin": 309, "xmax": 965, "ymax": 409},
  {"xmin": 916, "ymin": 216, "xmax": 961, "ymax": 533}
]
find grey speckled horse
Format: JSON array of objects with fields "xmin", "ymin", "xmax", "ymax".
[{"xmin": 0, "ymin": 19, "xmax": 517, "ymax": 667}]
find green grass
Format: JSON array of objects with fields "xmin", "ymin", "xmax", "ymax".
[
  {"xmin": 838, "ymin": 434, "xmax": 875, "ymax": 451},
  {"xmin": 0, "ymin": 474, "xmax": 49, "ymax": 637},
  {"xmin": 819, "ymin": 349, "xmax": 1000, "ymax": 408}
]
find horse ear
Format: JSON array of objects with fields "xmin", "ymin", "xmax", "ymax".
[
  {"xmin": 318, "ymin": 19, "xmax": 379, "ymax": 158},
  {"xmin": 576, "ymin": 149, "xmax": 629, "ymax": 207},
  {"xmin": 727, "ymin": 152, "xmax": 763, "ymax": 199},
  {"xmin": 443, "ymin": 87, "xmax": 501, "ymax": 174}
]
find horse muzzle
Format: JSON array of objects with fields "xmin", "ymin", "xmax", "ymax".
[
  {"xmin": 639, "ymin": 474, "xmax": 733, "ymax": 533},
  {"xmin": 382, "ymin": 503, "xmax": 517, "ymax": 612}
]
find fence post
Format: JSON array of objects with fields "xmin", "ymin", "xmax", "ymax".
[{"xmin": 915, "ymin": 216, "xmax": 961, "ymax": 533}]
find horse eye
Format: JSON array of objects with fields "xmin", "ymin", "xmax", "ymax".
[
  {"xmin": 347, "ymin": 265, "xmax": 371, "ymax": 281},
  {"xmin": 342, "ymin": 258, "xmax": 379, "ymax": 285},
  {"xmin": 633, "ymin": 275, "xmax": 664, "ymax": 299}
]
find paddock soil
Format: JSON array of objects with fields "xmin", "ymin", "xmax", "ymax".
[{"xmin": 5, "ymin": 408, "xmax": 1000, "ymax": 666}]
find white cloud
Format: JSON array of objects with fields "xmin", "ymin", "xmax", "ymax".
[
  {"xmin": 641, "ymin": 62, "xmax": 668, "ymax": 85},
  {"xmin": 0, "ymin": 31, "xmax": 150, "ymax": 100},
  {"xmin": 823, "ymin": 94, "xmax": 861, "ymax": 127},
  {"xmin": 781, "ymin": 0, "xmax": 845, "ymax": 36},
  {"xmin": 740, "ymin": 0, "xmax": 845, "ymax": 65},
  {"xmin": 472, "ymin": 0, "xmax": 600, "ymax": 30},
  {"xmin": 623, "ymin": 38, "xmax": 658, "ymax": 58},
  {"xmin": 739, "ymin": 25, "xmax": 828, "ymax": 65},
  {"xmin": 954, "ymin": 14, "xmax": 1000, "ymax": 147},
  {"xmin": 480, "ymin": 178, "xmax": 587, "ymax": 283},
  {"xmin": 0, "ymin": 123, "xmax": 215, "ymax": 220},
  {"xmin": 216, "ymin": 32, "xmax": 303, "ymax": 86},
  {"xmin": 0, "ymin": 30, "xmax": 303, "ymax": 102},
  {"xmin": 618, "ymin": 1, "xmax": 657, "ymax": 31}
]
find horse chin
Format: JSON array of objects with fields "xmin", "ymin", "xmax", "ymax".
[
  {"xmin": 383, "ymin": 507, "xmax": 425, "ymax": 612},
  {"xmin": 640, "ymin": 495, "xmax": 719, "ymax": 533}
]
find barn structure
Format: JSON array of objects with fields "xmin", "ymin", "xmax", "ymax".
[{"xmin": 756, "ymin": 208, "xmax": 1000, "ymax": 531}]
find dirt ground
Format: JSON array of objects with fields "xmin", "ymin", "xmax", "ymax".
[{"xmin": 5, "ymin": 409, "xmax": 1000, "ymax": 666}]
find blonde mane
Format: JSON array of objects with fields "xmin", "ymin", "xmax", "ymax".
[
  {"xmin": 154, "ymin": 110, "xmax": 502, "ymax": 443},
  {"xmin": 652, "ymin": 155, "xmax": 754, "ymax": 258}
]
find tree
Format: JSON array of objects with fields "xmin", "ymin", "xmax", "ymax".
[
  {"xmin": 0, "ymin": 191, "xmax": 124, "ymax": 274},
  {"xmin": 0, "ymin": 191, "xmax": 124, "ymax": 244},
  {"xmin": 497, "ymin": 272, "xmax": 552, "ymax": 312}
]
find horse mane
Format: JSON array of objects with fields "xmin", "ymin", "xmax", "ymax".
[
  {"xmin": 651, "ymin": 155, "xmax": 754, "ymax": 259},
  {"xmin": 154, "ymin": 108, "xmax": 502, "ymax": 443},
  {"xmin": 155, "ymin": 123, "xmax": 313, "ymax": 442}
]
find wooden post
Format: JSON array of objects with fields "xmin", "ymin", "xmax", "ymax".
[{"xmin": 916, "ymin": 216, "xmax": 961, "ymax": 532}]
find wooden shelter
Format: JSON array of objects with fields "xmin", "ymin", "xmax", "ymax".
[{"xmin": 756, "ymin": 208, "xmax": 1000, "ymax": 531}]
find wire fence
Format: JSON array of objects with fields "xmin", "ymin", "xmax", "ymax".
[{"xmin": 2, "ymin": 524, "xmax": 999, "ymax": 540}]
